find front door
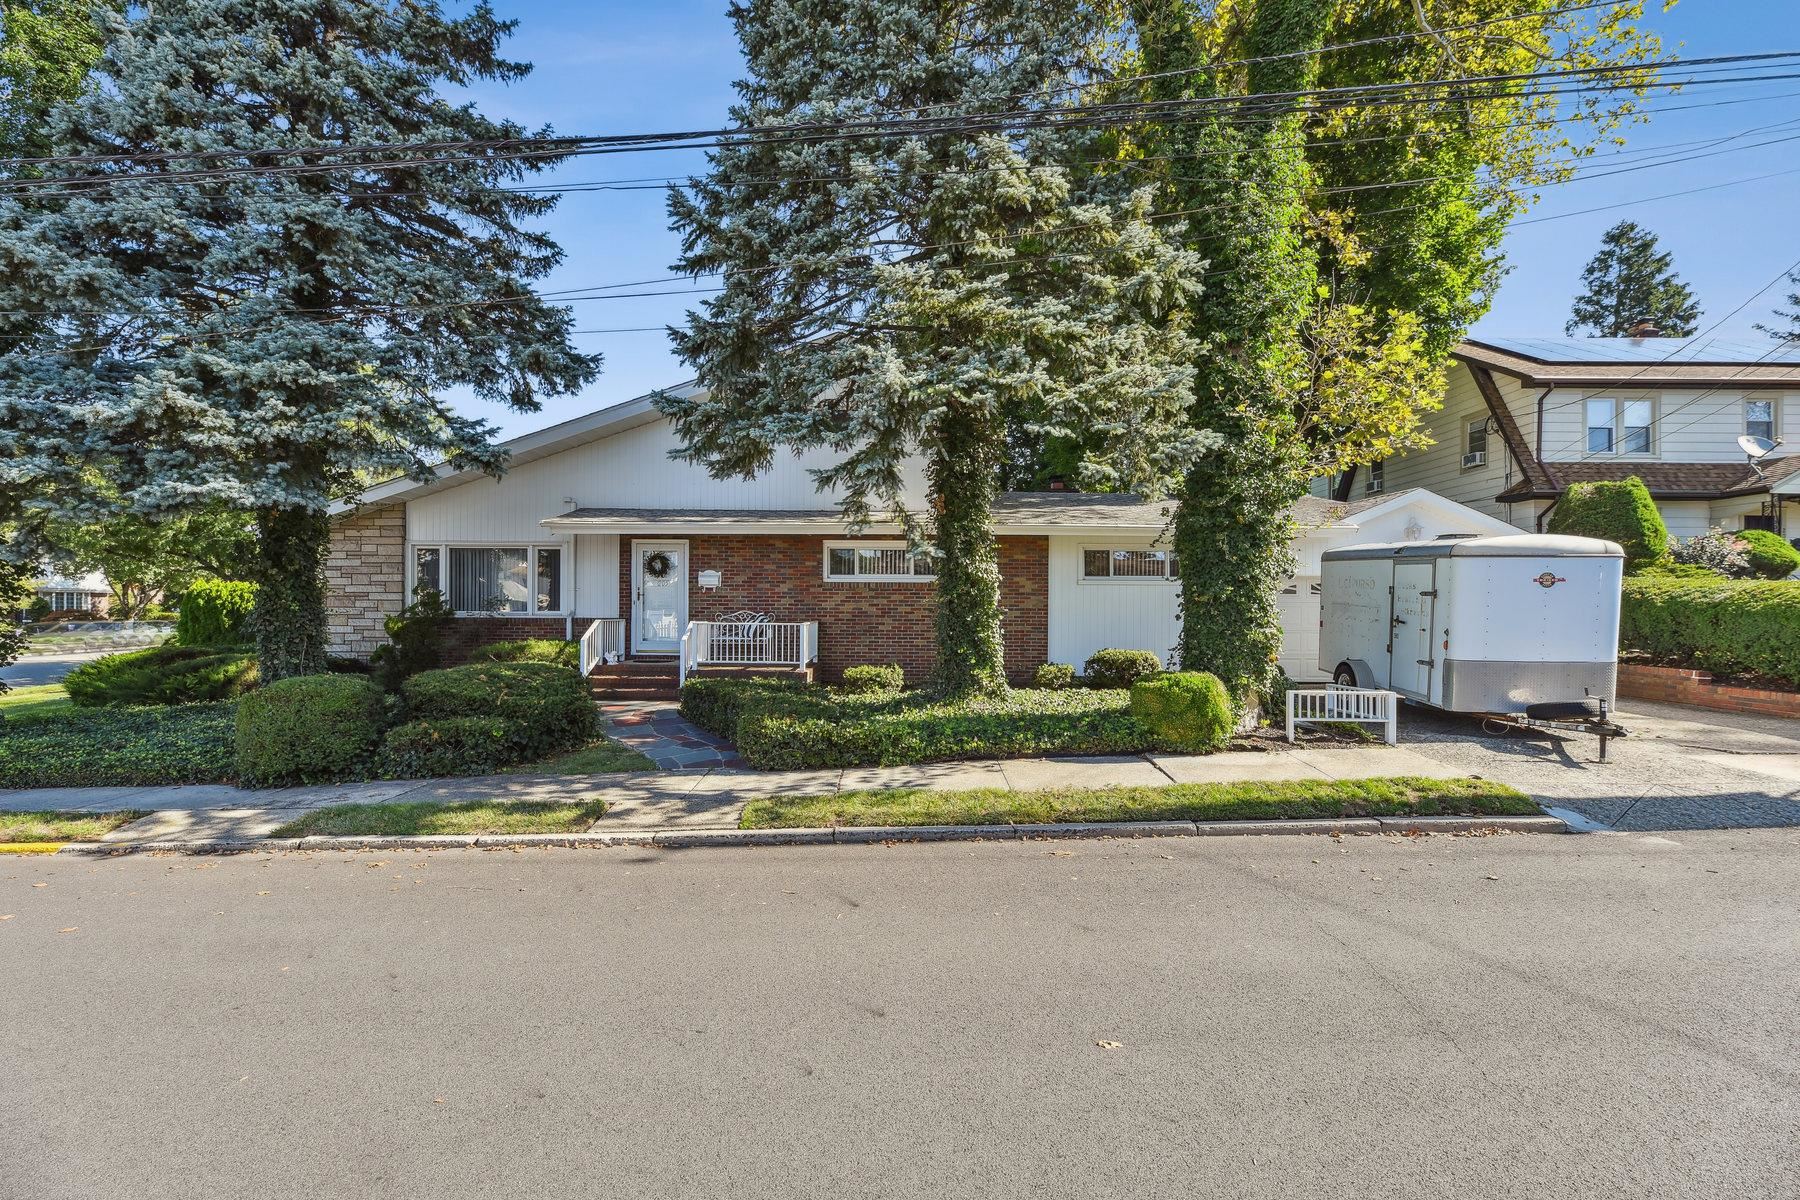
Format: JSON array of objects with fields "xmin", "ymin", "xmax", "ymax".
[
  {"xmin": 1388, "ymin": 562, "xmax": 1436, "ymax": 698},
  {"xmin": 631, "ymin": 540, "xmax": 688, "ymax": 654}
]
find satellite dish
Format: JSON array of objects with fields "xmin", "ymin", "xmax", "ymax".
[{"xmin": 1739, "ymin": 434, "xmax": 1779, "ymax": 460}]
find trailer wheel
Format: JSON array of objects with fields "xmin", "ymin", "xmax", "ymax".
[{"xmin": 1332, "ymin": 663, "xmax": 1357, "ymax": 688}]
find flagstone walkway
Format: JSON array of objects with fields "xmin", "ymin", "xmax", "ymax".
[{"xmin": 599, "ymin": 700, "xmax": 744, "ymax": 769}]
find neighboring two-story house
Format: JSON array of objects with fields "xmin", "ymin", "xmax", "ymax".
[{"xmin": 1343, "ymin": 336, "xmax": 1800, "ymax": 541}]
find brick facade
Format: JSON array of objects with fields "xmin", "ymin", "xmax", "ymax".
[
  {"xmin": 325, "ymin": 504, "xmax": 405, "ymax": 658},
  {"xmin": 1617, "ymin": 662, "xmax": 1800, "ymax": 719},
  {"xmin": 619, "ymin": 534, "xmax": 1050, "ymax": 684}
]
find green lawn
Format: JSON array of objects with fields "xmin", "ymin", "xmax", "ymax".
[
  {"xmin": 0, "ymin": 810, "xmax": 147, "ymax": 844},
  {"xmin": 0, "ymin": 684, "xmax": 73, "ymax": 723},
  {"xmin": 509, "ymin": 736, "xmax": 655, "ymax": 774},
  {"xmin": 270, "ymin": 799, "xmax": 609, "ymax": 838},
  {"xmin": 740, "ymin": 776, "xmax": 1536, "ymax": 829}
]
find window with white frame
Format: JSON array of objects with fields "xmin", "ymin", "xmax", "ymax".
[
  {"xmin": 1746, "ymin": 398, "xmax": 1775, "ymax": 443},
  {"xmin": 1080, "ymin": 547, "xmax": 1180, "ymax": 582},
  {"xmin": 1586, "ymin": 397, "xmax": 1653, "ymax": 455},
  {"xmin": 410, "ymin": 544, "xmax": 565, "ymax": 614},
  {"xmin": 823, "ymin": 541, "xmax": 936, "ymax": 582},
  {"xmin": 1364, "ymin": 459, "xmax": 1385, "ymax": 494}
]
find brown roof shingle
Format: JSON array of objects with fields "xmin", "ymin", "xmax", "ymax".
[{"xmin": 1495, "ymin": 455, "xmax": 1800, "ymax": 503}]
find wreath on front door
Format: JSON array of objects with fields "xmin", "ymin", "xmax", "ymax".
[{"xmin": 644, "ymin": 550, "xmax": 674, "ymax": 580}]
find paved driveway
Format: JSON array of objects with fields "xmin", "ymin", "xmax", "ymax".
[{"xmin": 1399, "ymin": 699, "xmax": 1800, "ymax": 831}]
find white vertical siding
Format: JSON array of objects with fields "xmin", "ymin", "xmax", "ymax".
[
  {"xmin": 572, "ymin": 533, "xmax": 619, "ymax": 617},
  {"xmin": 406, "ymin": 414, "xmax": 929, "ymax": 543},
  {"xmin": 1045, "ymin": 536, "xmax": 1182, "ymax": 670}
]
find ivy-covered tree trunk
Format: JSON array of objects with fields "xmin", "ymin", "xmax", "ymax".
[
  {"xmin": 1133, "ymin": 0, "xmax": 1329, "ymax": 695},
  {"xmin": 928, "ymin": 404, "xmax": 1007, "ymax": 695},
  {"xmin": 253, "ymin": 506, "xmax": 330, "ymax": 680}
]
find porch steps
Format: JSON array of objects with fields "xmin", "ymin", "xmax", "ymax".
[{"xmin": 588, "ymin": 657, "xmax": 680, "ymax": 702}]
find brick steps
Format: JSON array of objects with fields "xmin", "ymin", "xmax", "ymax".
[{"xmin": 590, "ymin": 657, "xmax": 679, "ymax": 701}]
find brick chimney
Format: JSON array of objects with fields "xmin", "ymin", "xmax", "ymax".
[
  {"xmin": 1046, "ymin": 475, "xmax": 1069, "ymax": 491},
  {"xmin": 1628, "ymin": 318, "xmax": 1663, "ymax": 338}
]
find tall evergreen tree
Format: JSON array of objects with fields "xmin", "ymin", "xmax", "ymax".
[
  {"xmin": 1130, "ymin": 0, "xmax": 1330, "ymax": 695},
  {"xmin": 665, "ymin": 0, "xmax": 1206, "ymax": 695},
  {"xmin": 0, "ymin": 1, "xmax": 597, "ymax": 679},
  {"xmin": 1757, "ymin": 270, "xmax": 1800, "ymax": 341},
  {"xmin": 1567, "ymin": 220, "xmax": 1701, "ymax": 337}
]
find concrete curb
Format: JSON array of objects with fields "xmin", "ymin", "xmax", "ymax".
[{"xmin": 55, "ymin": 813, "xmax": 1568, "ymax": 855}]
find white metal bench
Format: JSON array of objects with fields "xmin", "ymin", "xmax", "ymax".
[
  {"xmin": 1286, "ymin": 685, "xmax": 1398, "ymax": 746},
  {"xmin": 706, "ymin": 610, "xmax": 775, "ymax": 662}
]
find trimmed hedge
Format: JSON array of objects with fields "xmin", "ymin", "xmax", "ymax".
[
  {"xmin": 235, "ymin": 674, "xmax": 386, "ymax": 785},
  {"xmin": 65, "ymin": 644, "xmax": 259, "ymax": 707},
  {"xmin": 377, "ymin": 716, "xmax": 515, "ymax": 778},
  {"xmin": 1621, "ymin": 576, "xmax": 1800, "ymax": 685},
  {"xmin": 1130, "ymin": 672, "xmax": 1234, "ymax": 753},
  {"xmin": 466, "ymin": 638, "xmax": 579, "ymax": 668},
  {"xmin": 680, "ymin": 675, "xmax": 804, "ymax": 739},
  {"xmin": 1033, "ymin": 662, "xmax": 1076, "ymax": 690},
  {"xmin": 0, "ymin": 703, "xmax": 238, "ymax": 787},
  {"xmin": 1736, "ymin": 529, "xmax": 1800, "ymax": 579},
  {"xmin": 1083, "ymin": 648, "xmax": 1164, "ymax": 690},
  {"xmin": 840, "ymin": 663, "xmax": 905, "ymax": 694},
  {"xmin": 400, "ymin": 661, "xmax": 595, "ymax": 761},
  {"xmin": 1546, "ymin": 477, "xmax": 1669, "ymax": 572},
  {"xmin": 177, "ymin": 579, "xmax": 257, "ymax": 646}
]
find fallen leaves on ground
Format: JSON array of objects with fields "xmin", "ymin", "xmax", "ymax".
[{"xmin": 1095, "ymin": 1040, "xmax": 1122, "ymax": 1050}]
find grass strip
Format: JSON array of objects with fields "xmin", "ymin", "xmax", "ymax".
[
  {"xmin": 0, "ymin": 811, "xmax": 148, "ymax": 843},
  {"xmin": 509, "ymin": 738, "xmax": 655, "ymax": 775},
  {"xmin": 0, "ymin": 684, "xmax": 74, "ymax": 724},
  {"xmin": 740, "ymin": 776, "xmax": 1535, "ymax": 830},
  {"xmin": 271, "ymin": 799, "xmax": 608, "ymax": 838}
]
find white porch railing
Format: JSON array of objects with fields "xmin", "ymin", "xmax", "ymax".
[
  {"xmin": 679, "ymin": 613, "xmax": 820, "ymax": 687},
  {"xmin": 1286, "ymin": 685, "xmax": 1398, "ymax": 746},
  {"xmin": 577, "ymin": 617, "xmax": 627, "ymax": 677}
]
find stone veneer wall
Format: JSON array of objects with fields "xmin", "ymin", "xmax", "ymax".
[
  {"xmin": 619, "ymin": 534, "xmax": 1049, "ymax": 684},
  {"xmin": 325, "ymin": 503, "xmax": 405, "ymax": 658}
]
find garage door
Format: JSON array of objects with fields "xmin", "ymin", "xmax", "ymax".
[{"xmin": 1276, "ymin": 577, "xmax": 1326, "ymax": 681}]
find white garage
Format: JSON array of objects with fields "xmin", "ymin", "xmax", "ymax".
[{"xmin": 1039, "ymin": 488, "xmax": 1519, "ymax": 681}]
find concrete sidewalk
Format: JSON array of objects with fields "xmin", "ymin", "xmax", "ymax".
[{"xmin": 0, "ymin": 746, "xmax": 1468, "ymax": 844}]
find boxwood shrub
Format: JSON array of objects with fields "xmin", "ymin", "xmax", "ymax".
[
  {"xmin": 1736, "ymin": 529, "xmax": 1800, "ymax": 580},
  {"xmin": 1032, "ymin": 662, "xmax": 1076, "ymax": 690},
  {"xmin": 1130, "ymin": 672, "xmax": 1234, "ymax": 753},
  {"xmin": 840, "ymin": 663, "xmax": 905, "ymax": 694},
  {"xmin": 725, "ymin": 685, "xmax": 1150, "ymax": 770},
  {"xmin": 680, "ymin": 675, "xmax": 804, "ymax": 738},
  {"xmin": 401, "ymin": 661, "xmax": 595, "ymax": 760},
  {"xmin": 1082, "ymin": 648, "xmax": 1164, "ymax": 690},
  {"xmin": 1621, "ymin": 575, "xmax": 1800, "ymax": 685},
  {"xmin": 65, "ymin": 644, "xmax": 259, "ymax": 707},
  {"xmin": 0, "ymin": 702, "xmax": 238, "ymax": 788},
  {"xmin": 1546, "ymin": 476, "xmax": 1670, "ymax": 572},
  {"xmin": 377, "ymin": 716, "xmax": 516, "ymax": 778},
  {"xmin": 176, "ymin": 579, "xmax": 257, "ymax": 646},
  {"xmin": 467, "ymin": 638, "xmax": 579, "ymax": 668},
  {"xmin": 235, "ymin": 674, "xmax": 387, "ymax": 786}
]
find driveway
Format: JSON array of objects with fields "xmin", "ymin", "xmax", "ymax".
[
  {"xmin": 5, "ymin": 831, "xmax": 1797, "ymax": 1199},
  {"xmin": 1398, "ymin": 699, "xmax": 1800, "ymax": 831},
  {"xmin": 0, "ymin": 650, "xmax": 109, "ymax": 688}
]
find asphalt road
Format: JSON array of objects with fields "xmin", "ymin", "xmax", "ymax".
[
  {"xmin": 7, "ymin": 833, "xmax": 1799, "ymax": 1200},
  {"xmin": 0, "ymin": 650, "xmax": 109, "ymax": 687}
]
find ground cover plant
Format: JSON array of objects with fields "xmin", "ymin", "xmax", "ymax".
[
  {"xmin": 64, "ymin": 644, "xmax": 258, "ymax": 707},
  {"xmin": 0, "ymin": 702, "xmax": 238, "ymax": 788},
  {"xmin": 741, "ymin": 777, "xmax": 1535, "ymax": 829}
]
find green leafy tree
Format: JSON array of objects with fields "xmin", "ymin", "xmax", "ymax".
[
  {"xmin": 43, "ymin": 485, "xmax": 255, "ymax": 617},
  {"xmin": 1567, "ymin": 220, "xmax": 1701, "ymax": 337},
  {"xmin": 664, "ymin": 0, "xmax": 1206, "ymax": 696},
  {"xmin": 0, "ymin": 558, "xmax": 26, "ymax": 701},
  {"xmin": 0, "ymin": 0, "xmax": 111, "ymax": 162},
  {"xmin": 0, "ymin": 0, "xmax": 597, "ymax": 681}
]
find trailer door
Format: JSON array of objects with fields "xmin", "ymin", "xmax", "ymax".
[{"xmin": 1389, "ymin": 562, "xmax": 1437, "ymax": 699}]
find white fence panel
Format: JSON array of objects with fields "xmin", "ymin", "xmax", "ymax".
[{"xmin": 1286, "ymin": 686, "xmax": 1398, "ymax": 746}]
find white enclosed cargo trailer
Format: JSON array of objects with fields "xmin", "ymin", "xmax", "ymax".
[{"xmin": 1318, "ymin": 534, "xmax": 1625, "ymax": 721}]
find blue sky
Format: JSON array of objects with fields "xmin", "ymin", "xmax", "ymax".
[{"xmin": 459, "ymin": 0, "xmax": 1800, "ymax": 437}]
